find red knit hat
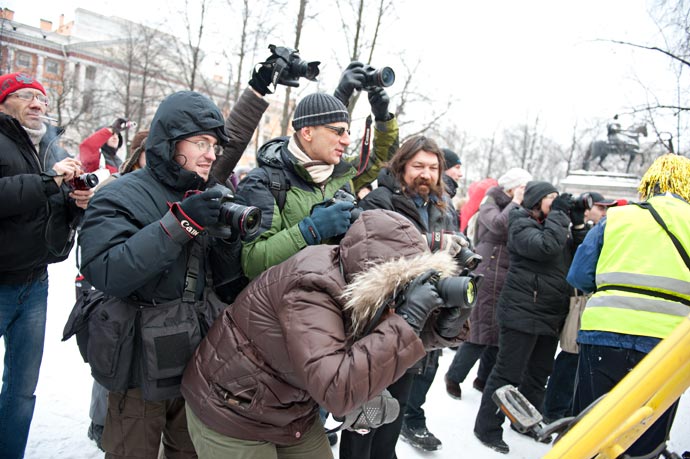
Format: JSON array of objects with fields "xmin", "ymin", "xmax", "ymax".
[{"xmin": 0, "ymin": 73, "xmax": 46, "ymax": 103}]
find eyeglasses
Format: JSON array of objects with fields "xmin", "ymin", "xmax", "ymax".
[
  {"xmin": 182, "ymin": 139, "xmax": 223, "ymax": 156},
  {"xmin": 10, "ymin": 91, "xmax": 50, "ymax": 106},
  {"xmin": 322, "ymin": 124, "xmax": 351, "ymax": 137}
]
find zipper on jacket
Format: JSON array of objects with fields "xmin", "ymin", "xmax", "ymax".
[{"xmin": 533, "ymin": 274, "xmax": 539, "ymax": 303}]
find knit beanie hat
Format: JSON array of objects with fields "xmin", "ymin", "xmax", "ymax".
[
  {"xmin": 498, "ymin": 167, "xmax": 532, "ymax": 191},
  {"xmin": 0, "ymin": 73, "xmax": 46, "ymax": 103},
  {"xmin": 522, "ymin": 180, "xmax": 558, "ymax": 209},
  {"xmin": 442, "ymin": 148, "xmax": 462, "ymax": 168},
  {"xmin": 292, "ymin": 93, "xmax": 349, "ymax": 130}
]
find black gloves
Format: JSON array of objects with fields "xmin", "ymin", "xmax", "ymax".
[
  {"xmin": 571, "ymin": 205, "xmax": 586, "ymax": 226},
  {"xmin": 298, "ymin": 200, "xmax": 354, "ymax": 245},
  {"xmin": 249, "ymin": 57, "xmax": 278, "ymax": 96},
  {"xmin": 368, "ymin": 87, "xmax": 391, "ymax": 121},
  {"xmin": 550, "ymin": 193, "xmax": 573, "ymax": 215},
  {"xmin": 111, "ymin": 118, "xmax": 128, "ymax": 134},
  {"xmin": 179, "ymin": 188, "xmax": 223, "ymax": 228},
  {"xmin": 396, "ymin": 270, "xmax": 444, "ymax": 335},
  {"xmin": 435, "ymin": 306, "xmax": 466, "ymax": 339},
  {"xmin": 334, "ymin": 61, "xmax": 367, "ymax": 106}
]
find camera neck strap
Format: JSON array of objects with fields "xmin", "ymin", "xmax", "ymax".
[
  {"xmin": 182, "ymin": 240, "xmax": 211, "ymax": 303},
  {"xmin": 356, "ymin": 115, "xmax": 373, "ymax": 175},
  {"xmin": 632, "ymin": 201, "xmax": 690, "ymax": 271}
]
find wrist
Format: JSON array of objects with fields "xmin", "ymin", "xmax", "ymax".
[{"xmin": 298, "ymin": 217, "xmax": 322, "ymax": 245}]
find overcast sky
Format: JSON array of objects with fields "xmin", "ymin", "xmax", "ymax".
[{"xmin": 6, "ymin": 0, "xmax": 681, "ymax": 142}]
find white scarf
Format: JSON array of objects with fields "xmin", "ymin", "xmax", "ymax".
[
  {"xmin": 23, "ymin": 123, "xmax": 47, "ymax": 151},
  {"xmin": 288, "ymin": 135, "xmax": 335, "ymax": 185}
]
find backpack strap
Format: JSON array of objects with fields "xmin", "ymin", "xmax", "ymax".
[{"xmin": 263, "ymin": 164, "xmax": 291, "ymax": 213}]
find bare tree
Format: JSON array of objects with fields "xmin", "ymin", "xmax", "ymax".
[
  {"xmin": 173, "ymin": 0, "xmax": 211, "ymax": 91},
  {"xmin": 280, "ymin": 0, "xmax": 310, "ymax": 136}
]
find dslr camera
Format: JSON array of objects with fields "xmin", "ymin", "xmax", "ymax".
[
  {"xmin": 267, "ymin": 44, "xmax": 320, "ymax": 87},
  {"xmin": 69, "ymin": 173, "xmax": 99, "ymax": 191},
  {"xmin": 567, "ymin": 192, "xmax": 594, "ymax": 211},
  {"xmin": 329, "ymin": 188, "xmax": 363, "ymax": 223},
  {"xmin": 362, "ymin": 65, "xmax": 395, "ymax": 90},
  {"xmin": 206, "ymin": 184, "xmax": 262, "ymax": 239}
]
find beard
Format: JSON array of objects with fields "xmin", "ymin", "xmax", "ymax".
[{"xmin": 407, "ymin": 176, "xmax": 443, "ymax": 200}]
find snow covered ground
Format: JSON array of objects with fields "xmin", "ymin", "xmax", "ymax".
[{"xmin": 3, "ymin": 253, "xmax": 689, "ymax": 458}]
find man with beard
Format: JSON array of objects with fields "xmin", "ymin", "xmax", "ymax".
[{"xmin": 338, "ymin": 135, "xmax": 466, "ymax": 458}]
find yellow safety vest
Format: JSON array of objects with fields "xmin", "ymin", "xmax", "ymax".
[{"xmin": 581, "ymin": 195, "xmax": 690, "ymax": 339}]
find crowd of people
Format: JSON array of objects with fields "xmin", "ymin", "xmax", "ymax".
[{"xmin": 1, "ymin": 47, "xmax": 689, "ymax": 459}]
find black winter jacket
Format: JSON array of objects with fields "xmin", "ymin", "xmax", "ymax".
[
  {"xmin": 0, "ymin": 114, "xmax": 80, "ymax": 282},
  {"xmin": 496, "ymin": 206, "xmax": 572, "ymax": 337}
]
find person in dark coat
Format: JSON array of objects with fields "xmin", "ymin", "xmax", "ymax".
[
  {"xmin": 473, "ymin": 180, "xmax": 574, "ymax": 454},
  {"xmin": 78, "ymin": 90, "xmax": 248, "ymax": 458},
  {"xmin": 0, "ymin": 72, "xmax": 93, "ymax": 458},
  {"xmin": 444, "ymin": 167, "xmax": 532, "ymax": 399}
]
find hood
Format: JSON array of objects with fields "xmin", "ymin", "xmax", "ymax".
[
  {"xmin": 256, "ymin": 136, "xmax": 290, "ymax": 169},
  {"xmin": 338, "ymin": 209, "xmax": 460, "ymax": 336},
  {"xmin": 376, "ymin": 168, "xmax": 402, "ymax": 193},
  {"xmin": 145, "ymin": 91, "xmax": 230, "ymax": 191}
]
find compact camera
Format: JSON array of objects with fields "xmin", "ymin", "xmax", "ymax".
[{"xmin": 69, "ymin": 173, "xmax": 99, "ymax": 190}]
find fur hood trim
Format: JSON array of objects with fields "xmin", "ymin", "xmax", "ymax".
[{"xmin": 342, "ymin": 250, "xmax": 459, "ymax": 337}]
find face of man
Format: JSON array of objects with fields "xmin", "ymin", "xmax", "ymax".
[
  {"xmin": 403, "ymin": 150, "xmax": 440, "ymax": 199},
  {"xmin": 445, "ymin": 164, "xmax": 463, "ymax": 182},
  {"xmin": 0, "ymin": 89, "xmax": 48, "ymax": 130},
  {"xmin": 173, "ymin": 134, "xmax": 218, "ymax": 182},
  {"xmin": 585, "ymin": 204, "xmax": 609, "ymax": 224},
  {"xmin": 300, "ymin": 122, "xmax": 351, "ymax": 165},
  {"xmin": 106, "ymin": 133, "xmax": 120, "ymax": 148}
]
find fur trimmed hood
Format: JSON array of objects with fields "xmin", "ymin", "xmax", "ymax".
[{"xmin": 337, "ymin": 209, "xmax": 460, "ymax": 337}]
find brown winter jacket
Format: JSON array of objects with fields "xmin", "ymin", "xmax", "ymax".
[{"xmin": 181, "ymin": 209, "xmax": 461, "ymax": 445}]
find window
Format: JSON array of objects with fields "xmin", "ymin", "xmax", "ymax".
[
  {"xmin": 85, "ymin": 66, "xmax": 96, "ymax": 80},
  {"xmin": 16, "ymin": 52, "xmax": 32, "ymax": 68},
  {"xmin": 45, "ymin": 59, "xmax": 60, "ymax": 75}
]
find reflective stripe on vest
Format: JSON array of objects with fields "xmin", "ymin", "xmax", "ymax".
[{"xmin": 582, "ymin": 195, "xmax": 690, "ymax": 339}]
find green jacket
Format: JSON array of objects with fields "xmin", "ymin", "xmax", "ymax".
[{"xmin": 237, "ymin": 117, "xmax": 398, "ymax": 279}]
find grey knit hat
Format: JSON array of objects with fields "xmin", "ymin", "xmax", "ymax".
[{"xmin": 292, "ymin": 93, "xmax": 350, "ymax": 130}]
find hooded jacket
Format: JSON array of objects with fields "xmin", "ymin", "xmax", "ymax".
[
  {"xmin": 0, "ymin": 114, "xmax": 81, "ymax": 282},
  {"xmin": 237, "ymin": 117, "xmax": 399, "ymax": 279},
  {"xmin": 78, "ymin": 92, "xmax": 238, "ymax": 397},
  {"xmin": 181, "ymin": 209, "xmax": 458, "ymax": 445}
]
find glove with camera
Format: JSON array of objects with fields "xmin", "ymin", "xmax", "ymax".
[
  {"xmin": 395, "ymin": 270, "xmax": 444, "ymax": 335},
  {"xmin": 249, "ymin": 55, "xmax": 281, "ymax": 96},
  {"xmin": 434, "ymin": 305, "xmax": 467, "ymax": 339},
  {"xmin": 333, "ymin": 61, "xmax": 367, "ymax": 106},
  {"xmin": 426, "ymin": 231, "xmax": 469, "ymax": 257},
  {"xmin": 368, "ymin": 87, "xmax": 391, "ymax": 121},
  {"xmin": 110, "ymin": 117, "xmax": 129, "ymax": 134},
  {"xmin": 298, "ymin": 200, "xmax": 354, "ymax": 245},
  {"xmin": 161, "ymin": 188, "xmax": 224, "ymax": 242},
  {"xmin": 332, "ymin": 389, "xmax": 400, "ymax": 434},
  {"xmin": 550, "ymin": 193, "xmax": 573, "ymax": 215}
]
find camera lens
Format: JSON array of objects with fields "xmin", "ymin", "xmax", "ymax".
[
  {"xmin": 436, "ymin": 275, "xmax": 478, "ymax": 308},
  {"xmin": 376, "ymin": 67, "xmax": 395, "ymax": 87},
  {"xmin": 70, "ymin": 173, "xmax": 99, "ymax": 190},
  {"xmin": 219, "ymin": 202, "xmax": 262, "ymax": 238},
  {"xmin": 456, "ymin": 247, "xmax": 482, "ymax": 271}
]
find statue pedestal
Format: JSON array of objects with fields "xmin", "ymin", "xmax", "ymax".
[{"xmin": 560, "ymin": 170, "xmax": 640, "ymax": 202}]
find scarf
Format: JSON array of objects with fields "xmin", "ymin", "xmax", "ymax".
[
  {"xmin": 288, "ymin": 135, "xmax": 335, "ymax": 185},
  {"xmin": 23, "ymin": 123, "xmax": 47, "ymax": 150}
]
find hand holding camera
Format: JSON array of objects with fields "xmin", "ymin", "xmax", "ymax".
[
  {"xmin": 250, "ymin": 44, "xmax": 320, "ymax": 95},
  {"xmin": 301, "ymin": 200, "xmax": 354, "ymax": 244},
  {"xmin": 368, "ymin": 87, "xmax": 391, "ymax": 121},
  {"xmin": 550, "ymin": 193, "xmax": 573, "ymax": 215},
  {"xmin": 435, "ymin": 306, "xmax": 466, "ymax": 339},
  {"xmin": 179, "ymin": 188, "xmax": 223, "ymax": 228},
  {"xmin": 110, "ymin": 118, "xmax": 134, "ymax": 134},
  {"xmin": 334, "ymin": 61, "xmax": 367, "ymax": 106},
  {"xmin": 396, "ymin": 270, "xmax": 444, "ymax": 335}
]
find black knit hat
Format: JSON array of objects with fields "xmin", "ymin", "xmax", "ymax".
[
  {"xmin": 523, "ymin": 180, "xmax": 559, "ymax": 209},
  {"xmin": 292, "ymin": 93, "xmax": 350, "ymax": 130},
  {"xmin": 442, "ymin": 148, "xmax": 462, "ymax": 168}
]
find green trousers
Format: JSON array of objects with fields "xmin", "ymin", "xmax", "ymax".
[{"xmin": 185, "ymin": 404, "xmax": 333, "ymax": 459}]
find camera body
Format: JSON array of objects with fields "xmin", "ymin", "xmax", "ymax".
[
  {"xmin": 69, "ymin": 173, "xmax": 99, "ymax": 191},
  {"xmin": 569, "ymin": 192, "xmax": 594, "ymax": 211},
  {"xmin": 268, "ymin": 44, "xmax": 320, "ymax": 87},
  {"xmin": 206, "ymin": 184, "xmax": 262, "ymax": 239},
  {"xmin": 331, "ymin": 189, "xmax": 363, "ymax": 223},
  {"xmin": 362, "ymin": 65, "xmax": 395, "ymax": 90}
]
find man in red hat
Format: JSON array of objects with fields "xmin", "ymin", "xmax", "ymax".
[{"xmin": 0, "ymin": 72, "xmax": 92, "ymax": 457}]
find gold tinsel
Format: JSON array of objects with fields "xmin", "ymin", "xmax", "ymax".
[{"xmin": 638, "ymin": 154, "xmax": 690, "ymax": 202}]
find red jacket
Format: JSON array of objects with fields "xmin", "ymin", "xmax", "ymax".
[{"xmin": 79, "ymin": 128, "xmax": 118, "ymax": 173}]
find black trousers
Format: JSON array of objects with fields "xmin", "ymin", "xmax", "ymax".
[
  {"xmin": 542, "ymin": 350, "xmax": 579, "ymax": 422},
  {"xmin": 447, "ymin": 342, "xmax": 497, "ymax": 385},
  {"xmin": 474, "ymin": 327, "xmax": 558, "ymax": 441},
  {"xmin": 574, "ymin": 344, "xmax": 680, "ymax": 457},
  {"xmin": 404, "ymin": 350, "xmax": 440, "ymax": 429},
  {"xmin": 339, "ymin": 372, "xmax": 414, "ymax": 459}
]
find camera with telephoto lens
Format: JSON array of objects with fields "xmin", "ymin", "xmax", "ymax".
[
  {"xmin": 206, "ymin": 184, "xmax": 262, "ymax": 239},
  {"xmin": 362, "ymin": 65, "xmax": 395, "ymax": 90},
  {"xmin": 267, "ymin": 44, "xmax": 320, "ymax": 87},
  {"xmin": 455, "ymin": 246, "xmax": 482, "ymax": 272},
  {"xmin": 69, "ymin": 173, "xmax": 99, "ymax": 191},
  {"xmin": 330, "ymin": 188, "xmax": 363, "ymax": 223},
  {"xmin": 569, "ymin": 192, "xmax": 594, "ymax": 211},
  {"xmin": 434, "ymin": 273, "xmax": 478, "ymax": 310}
]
